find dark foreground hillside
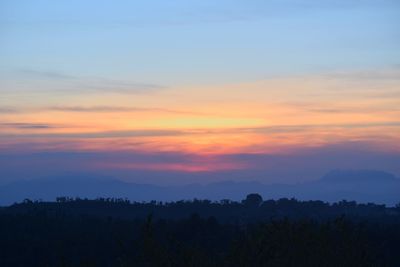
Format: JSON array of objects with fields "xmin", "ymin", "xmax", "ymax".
[{"xmin": 1, "ymin": 195, "xmax": 400, "ymax": 267}]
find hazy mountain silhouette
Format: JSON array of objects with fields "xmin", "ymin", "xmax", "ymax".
[
  {"xmin": 321, "ymin": 169, "xmax": 397, "ymax": 183},
  {"xmin": 0, "ymin": 169, "xmax": 399, "ymax": 206}
]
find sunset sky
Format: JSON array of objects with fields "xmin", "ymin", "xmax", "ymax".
[{"xmin": 1, "ymin": 0, "xmax": 399, "ymax": 185}]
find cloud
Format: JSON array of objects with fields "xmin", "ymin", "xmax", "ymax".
[
  {"xmin": 0, "ymin": 105, "xmax": 210, "ymax": 116},
  {"xmin": 1, "ymin": 121, "xmax": 399, "ymax": 139},
  {"xmin": 63, "ymin": 129, "xmax": 185, "ymax": 138},
  {"xmin": 0, "ymin": 122, "xmax": 55, "ymax": 130},
  {"xmin": 9, "ymin": 69, "xmax": 166, "ymax": 94},
  {"xmin": 287, "ymin": 103, "xmax": 400, "ymax": 114},
  {"xmin": 324, "ymin": 68, "xmax": 400, "ymax": 82},
  {"xmin": 0, "ymin": 128, "xmax": 185, "ymax": 138},
  {"xmin": 225, "ymin": 121, "xmax": 400, "ymax": 135},
  {"xmin": 0, "ymin": 107, "xmax": 19, "ymax": 114},
  {"xmin": 306, "ymin": 107, "xmax": 400, "ymax": 114},
  {"xmin": 46, "ymin": 106, "xmax": 209, "ymax": 115},
  {"xmin": 81, "ymin": 80, "xmax": 165, "ymax": 94},
  {"xmin": 19, "ymin": 69, "xmax": 76, "ymax": 80},
  {"xmin": 48, "ymin": 106, "xmax": 158, "ymax": 112}
]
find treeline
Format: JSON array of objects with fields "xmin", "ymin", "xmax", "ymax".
[
  {"xmin": 4, "ymin": 194, "xmax": 399, "ymax": 223},
  {"xmin": 0, "ymin": 195, "xmax": 399, "ymax": 266}
]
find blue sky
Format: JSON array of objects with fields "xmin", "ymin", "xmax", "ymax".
[{"xmin": 1, "ymin": 0, "xmax": 399, "ymax": 86}]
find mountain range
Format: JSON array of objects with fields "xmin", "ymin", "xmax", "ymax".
[{"xmin": 0, "ymin": 169, "xmax": 399, "ymax": 206}]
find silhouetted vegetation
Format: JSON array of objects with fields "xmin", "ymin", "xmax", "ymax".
[{"xmin": 0, "ymin": 195, "xmax": 399, "ymax": 266}]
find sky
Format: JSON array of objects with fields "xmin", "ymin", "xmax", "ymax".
[{"xmin": 0, "ymin": 0, "xmax": 400, "ymax": 185}]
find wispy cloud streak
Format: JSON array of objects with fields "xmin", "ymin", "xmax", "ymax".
[
  {"xmin": 0, "ymin": 122, "xmax": 56, "ymax": 129},
  {"xmin": 3, "ymin": 69, "xmax": 166, "ymax": 94}
]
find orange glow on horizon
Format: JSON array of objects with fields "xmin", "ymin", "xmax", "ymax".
[{"xmin": 1, "ymin": 70, "xmax": 399, "ymax": 173}]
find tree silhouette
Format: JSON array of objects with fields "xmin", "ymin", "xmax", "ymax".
[
  {"xmin": 0, "ymin": 196, "xmax": 399, "ymax": 266},
  {"xmin": 242, "ymin": 193, "xmax": 263, "ymax": 207}
]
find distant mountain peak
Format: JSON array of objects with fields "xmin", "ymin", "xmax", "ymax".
[{"xmin": 321, "ymin": 169, "xmax": 397, "ymax": 183}]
